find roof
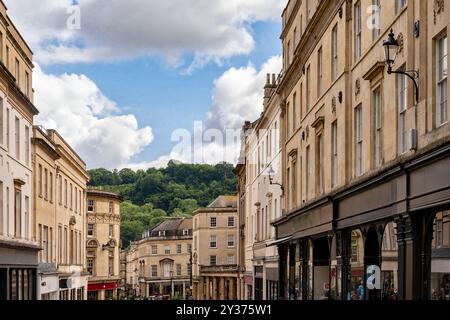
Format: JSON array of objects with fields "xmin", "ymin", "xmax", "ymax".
[
  {"xmin": 87, "ymin": 189, "xmax": 123, "ymax": 201},
  {"xmin": 207, "ymin": 195, "xmax": 237, "ymax": 209},
  {"xmin": 178, "ymin": 218, "xmax": 193, "ymax": 230},
  {"xmin": 151, "ymin": 218, "xmax": 187, "ymax": 232},
  {"xmin": 141, "ymin": 217, "xmax": 193, "ymax": 240}
]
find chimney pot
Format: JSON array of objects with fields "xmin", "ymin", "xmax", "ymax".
[
  {"xmin": 272, "ymin": 74, "xmax": 276, "ymax": 85},
  {"xmin": 266, "ymin": 74, "xmax": 270, "ymax": 85}
]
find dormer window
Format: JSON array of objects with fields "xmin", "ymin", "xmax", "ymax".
[
  {"xmin": 159, "ymin": 230, "xmax": 166, "ymax": 237},
  {"xmin": 183, "ymin": 229, "xmax": 189, "ymax": 236}
]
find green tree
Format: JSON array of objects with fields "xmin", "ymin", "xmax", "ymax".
[{"xmin": 88, "ymin": 161, "xmax": 237, "ymax": 246}]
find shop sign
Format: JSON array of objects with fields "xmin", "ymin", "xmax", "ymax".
[{"xmin": 245, "ymin": 276, "xmax": 253, "ymax": 285}]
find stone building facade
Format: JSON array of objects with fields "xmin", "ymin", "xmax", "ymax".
[
  {"xmin": 271, "ymin": 0, "xmax": 450, "ymax": 300},
  {"xmin": 0, "ymin": 0, "xmax": 39, "ymax": 300},
  {"xmin": 192, "ymin": 195, "xmax": 239, "ymax": 300},
  {"xmin": 33, "ymin": 127, "xmax": 90, "ymax": 300},
  {"xmin": 86, "ymin": 190, "xmax": 122, "ymax": 300},
  {"xmin": 127, "ymin": 218, "xmax": 193, "ymax": 300},
  {"xmin": 236, "ymin": 74, "xmax": 284, "ymax": 300}
]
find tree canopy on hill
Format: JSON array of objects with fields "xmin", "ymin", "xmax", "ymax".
[{"xmin": 88, "ymin": 161, "xmax": 237, "ymax": 247}]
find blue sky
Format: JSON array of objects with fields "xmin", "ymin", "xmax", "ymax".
[{"xmin": 6, "ymin": 0, "xmax": 284, "ymax": 169}]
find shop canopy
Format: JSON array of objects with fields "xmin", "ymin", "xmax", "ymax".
[{"xmin": 265, "ymin": 236, "xmax": 293, "ymax": 247}]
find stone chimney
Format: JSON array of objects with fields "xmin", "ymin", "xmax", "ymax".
[{"xmin": 263, "ymin": 73, "xmax": 277, "ymax": 108}]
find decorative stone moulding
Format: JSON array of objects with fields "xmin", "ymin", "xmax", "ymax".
[
  {"xmin": 397, "ymin": 33, "xmax": 404, "ymax": 55},
  {"xmin": 434, "ymin": 0, "xmax": 444, "ymax": 24},
  {"xmin": 332, "ymin": 96, "xmax": 337, "ymax": 114},
  {"xmin": 355, "ymin": 79, "xmax": 361, "ymax": 98}
]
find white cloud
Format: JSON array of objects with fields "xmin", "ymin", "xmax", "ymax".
[
  {"xmin": 128, "ymin": 55, "xmax": 282, "ymax": 169},
  {"xmin": 4, "ymin": 0, "xmax": 285, "ymax": 70},
  {"xmin": 206, "ymin": 55, "xmax": 282, "ymax": 130},
  {"xmin": 33, "ymin": 65, "xmax": 154, "ymax": 169}
]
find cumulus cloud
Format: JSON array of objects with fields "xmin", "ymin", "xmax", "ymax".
[
  {"xmin": 33, "ymin": 65, "xmax": 154, "ymax": 169},
  {"xmin": 5, "ymin": 0, "xmax": 285, "ymax": 70},
  {"xmin": 206, "ymin": 55, "xmax": 282, "ymax": 131},
  {"xmin": 128, "ymin": 55, "xmax": 282, "ymax": 169}
]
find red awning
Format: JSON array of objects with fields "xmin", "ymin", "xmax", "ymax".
[
  {"xmin": 88, "ymin": 282, "xmax": 118, "ymax": 291},
  {"xmin": 245, "ymin": 276, "xmax": 253, "ymax": 285}
]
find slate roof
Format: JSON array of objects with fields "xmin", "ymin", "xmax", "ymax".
[
  {"xmin": 151, "ymin": 218, "xmax": 184, "ymax": 232},
  {"xmin": 207, "ymin": 195, "xmax": 237, "ymax": 208}
]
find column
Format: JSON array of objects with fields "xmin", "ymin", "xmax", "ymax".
[
  {"xmin": 99, "ymin": 289, "xmax": 105, "ymax": 300},
  {"xmin": 340, "ymin": 231, "xmax": 351, "ymax": 301},
  {"xmin": 278, "ymin": 244, "xmax": 286, "ymax": 300},
  {"xmin": 262, "ymin": 266, "xmax": 267, "ymax": 300},
  {"xmin": 199, "ymin": 278, "xmax": 204, "ymax": 300},
  {"xmin": 289, "ymin": 243, "xmax": 296, "ymax": 300},
  {"xmin": 182, "ymin": 282, "xmax": 186, "ymax": 299},
  {"xmin": 396, "ymin": 213, "xmax": 434, "ymax": 300},
  {"xmin": 159, "ymin": 283, "xmax": 163, "ymax": 296},
  {"xmin": 205, "ymin": 277, "xmax": 210, "ymax": 300},
  {"xmin": 200, "ymin": 281, "xmax": 203, "ymax": 300},
  {"xmin": 192, "ymin": 282, "xmax": 198, "ymax": 300},
  {"xmin": 171, "ymin": 280, "xmax": 175, "ymax": 298},
  {"xmin": 219, "ymin": 277, "xmax": 225, "ymax": 300},
  {"xmin": 213, "ymin": 277, "xmax": 219, "ymax": 300},
  {"xmin": 300, "ymin": 240, "xmax": 309, "ymax": 300},
  {"xmin": 236, "ymin": 277, "xmax": 241, "ymax": 300},
  {"xmin": 229, "ymin": 278, "xmax": 235, "ymax": 300}
]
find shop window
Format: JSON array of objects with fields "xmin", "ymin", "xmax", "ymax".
[
  {"xmin": 348, "ymin": 229, "xmax": 365, "ymax": 300},
  {"xmin": 105, "ymin": 290, "xmax": 114, "ymax": 300},
  {"xmin": 381, "ymin": 222, "xmax": 399, "ymax": 301}
]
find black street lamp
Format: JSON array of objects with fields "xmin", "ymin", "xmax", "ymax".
[
  {"xmin": 383, "ymin": 29, "xmax": 419, "ymax": 104},
  {"xmin": 267, "ymin": 166, "xmax": 284, "ymax": 194}
]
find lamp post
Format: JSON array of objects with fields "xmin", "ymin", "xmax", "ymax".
[
  {"xmin": 383, "ymin": 29, "xmax": 419, "ymax": 104},
  {"xmin": 267, "ymin": 166, "xmax": 284, "ymax": 194}
]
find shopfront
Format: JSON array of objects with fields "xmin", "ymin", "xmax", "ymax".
[
  {"xmin": 266, "ymin": 268, "xmax": 279, "ymax": 300},
  {"xmin": 275, "ymin": 144, "xmax": 450, "ymax": 300},
  {"xmin": 244, "ymin": 275, "xmax": 253, "ymax": 300},
  {"xmin": 254, "ymin": 266, "xmax": 263, "ymax": 300},
  {"xmin": 87, "ymin": 281, "xmax": 118, "ymax": 300},
  {"xmin": 0, "ymin": 245, "xmax": 39, "ymax": 300}
]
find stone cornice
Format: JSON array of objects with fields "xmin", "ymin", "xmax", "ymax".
[
  {"xmin": 0, "ymin": 61, "xmax": 38, "ymax": 116},
  {"xmin": 278, "ymin": 0, "xmax": 344, "ymax": 96}
]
